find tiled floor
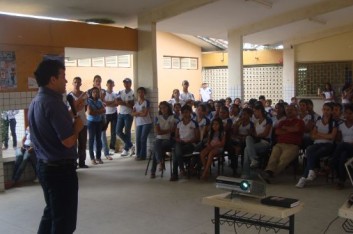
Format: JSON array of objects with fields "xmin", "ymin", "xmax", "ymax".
[{"xmin": 0, "ymin": 154, "xmax": 351, "ymax": 234}]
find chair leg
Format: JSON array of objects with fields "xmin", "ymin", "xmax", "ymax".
[{"xmin": 145, "ymin": 153, "xmax": 152, "ymax": 176}]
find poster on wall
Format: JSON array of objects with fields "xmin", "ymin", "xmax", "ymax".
[{"xmin": 0, "ymin": 51, "xmax": 17, "ymax": 90}]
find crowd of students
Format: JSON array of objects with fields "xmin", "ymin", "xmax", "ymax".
[{"xmin": 63, "ymin": 76, "xmax": 353, "ymax": 189}]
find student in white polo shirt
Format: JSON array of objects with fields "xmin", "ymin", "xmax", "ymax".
[
  {"xmin": 199, "ymin": 82, "xmax": 212, "ymax": 102},
  {"xmin": 116, "ymin": 78, "xmax": 135, "ymax": 156},
  {"xmin": 180, "ymin": 80, "xmax": 195, "ymax": 106},
  {"xmin": 170, "ymin": 105, "xmax": 200, "ymax": 181}
]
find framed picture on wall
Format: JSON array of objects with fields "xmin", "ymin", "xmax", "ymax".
[
  {"xmin": 92, "ymin": 57, "xmax": 105, "ymax": 67},
  {"xmin": 181, "ymin": 58, "xmax": 190, "ymax": 69},
  {"xmin": 65, "ymin": 59, "xmax": 77, "ymax": 67},
  {"xmin": 105, "ymin": 56, "xmax": 118, "ymax": 67},
  {"xmin": 189, "ymin": 58, "xmax": 198, "ymax": 70},
  {"xmin": 172, "ymin": 57, "xmax": 180, "ymax": 69},
  {"xmin": 163, "ymin": 57, "xmax": 172, "ymax": 69},
  {"xmin": 77, "ymin": 58, "xmax": 91, "ymax": 67}
]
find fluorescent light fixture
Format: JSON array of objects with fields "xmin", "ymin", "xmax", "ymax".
[
  {"xmin": 0, "ymin": 11, "xmax": 71, "ymax": 22},
  {"xmin": 245, "ymin": 0, "xmax": 273, "ymax": 8}
]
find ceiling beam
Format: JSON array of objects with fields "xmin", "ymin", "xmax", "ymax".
[
  {"xmin": 231, "ymin": 0, "xmax": 353, "ymax": 36},
  {"xmin": 138, "ymin": 0, "xmax": 219, "ymax": 23},
  {"xmin": 286, "ymin": 22, "xmax": 353, "ymax": 46}
]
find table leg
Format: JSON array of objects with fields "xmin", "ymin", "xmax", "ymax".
[
  {"xmin": 215, "ymin": 207, "xmax": 220, "ymax": 234},
  {"xmin": 289, "ymin": 215, "xmax": 294, "ymax": 234}
]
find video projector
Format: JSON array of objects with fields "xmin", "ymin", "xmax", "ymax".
[{"xmin": 216, "ymin": 176, "xmax": 266, "ymax": 198}]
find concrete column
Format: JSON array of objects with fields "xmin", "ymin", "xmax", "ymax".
[
  {"xmin": 227, "ymin": 31, "xmax": 243, "ymax": 100},
  {"xmin": 136, "ymin": 20, "xmax": 158, "ymax": 158},
  {"xmin": 283, "ymin": 44, "xmax": 296, "ymax": 103}
]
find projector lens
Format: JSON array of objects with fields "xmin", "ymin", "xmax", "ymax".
[{"xmin": 240, "ymin": 180, "xmax": 250, "ymax": 191}]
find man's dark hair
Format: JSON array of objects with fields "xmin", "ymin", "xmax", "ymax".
[
  {"xmin": 259, "ymin": 95, "xmax": 266, "ymax": 101},
  {"xmin": 181, "ymin": 104, "xmax": 192, "ymax": 113},
  {"xmin": 73, "ymin": 76, "xmax": 81, "ymax": 82},
  {"xmin": 34, "ymin": 59, "xmax": 65, "ymax": 87},
  {"xmin": 137, "ymin": 86, "xmax": 146, "ymax": 93}
]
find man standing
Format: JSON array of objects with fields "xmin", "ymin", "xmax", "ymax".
[
  {"xmin": 29, "ymin": 59, "xmax": 83, "ymax": 234},
  {"xmin": 116, "ymin": 78, "xmax": 135, "ymax": 156},
  {"xmin": 103, "ymin": 79, "xmax": 118, "ymax": 156},
  {"xmin": 199, "ymin": 82, "xmax": 212, "ymax": 102},
  {"xmin": 180, "ymin": 80, "xmax": 195, "ymax": 106},
  {"xmin": 1, "ymin": 109, "xmax": 19, "ymax": 149},
  {"xmin": 68, "ymin": 76, "xmax": 89, "ymax": 168},
  {"xmin": 258, "ymin": 104, "xmax": 304, "ymax": 184}
]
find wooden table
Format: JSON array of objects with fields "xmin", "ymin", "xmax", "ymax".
[{"xmin": 202, "ymin": 192, "xmax": 304, "ymax": 234}]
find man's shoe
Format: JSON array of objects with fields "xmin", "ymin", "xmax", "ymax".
[
  {"xmin": 97, "ymin": 159, "xmax": 104, "ymax": 164},
  {"xmin": 79, "ymin": 164, "xmax": 89, "ymax": 168},
  {"xmin": 296, "ymin": 177, "xmax": 306, "ymax": 188},
  {"xmin": 307, "ymin": 170, "xmax": 316, "ymax": 181},
  {"xmin": 120, "ymin": 150, "xmax": 129, "ymax": 156},
  {"xmin": 170, "ymin": 176, "xmax": 179, "ymax": 182}
]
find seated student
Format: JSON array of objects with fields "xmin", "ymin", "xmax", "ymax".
[
  {"xmin": 5, "ymin": 126, "xmax": 36, "ymax": 189},
  {"xmin": 331, "ymin": 103, "xmax": 353, "ymax": 189},
  {"xmin": 299, "ymin": 99, "xmax": 316, "ymax": 150},
  {"xmin": 168, "ymin": 89, "xmax": 184, "ymax": 107},
  {"xmin": 200, "ymin": 118, "xmax": 226, "ymax": 180},
  {"xmin": 229, "ymin": 104, "xmax": 241, "ymax": 124},
  {"xmin": 193, "ymin": 104, "xmax": 210, "ymax": 151},
  {"xmin": 173, "ymin": 103, "xmax": 182, "ymax": 122},
  {"xmin": 242, "ymin": 104, "xmax": 272, "ymax": 179},
  {"xmin": 170, "ymin": 105, "xmax": 200, "ymax": 181},
  {"xmin": 258, "ymin": 105, "xmax": 304, "ymax": 183},
  {"xmin": 231, "ymin": 108, "xmax": 255, "ymax": 167},
  {"xmin": 150, "ymin": 101, "xmax": 175, "ymax": 178},
  {"xmin": 296, "ymin": 103, "xmax": 338, "ymax": 188},
  {"xmin": 332, "ymin": 103, "xmax": 344, "ymax": 125}
]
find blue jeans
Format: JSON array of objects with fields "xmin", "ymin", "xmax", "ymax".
[
  {"xmin": 116, "ymin": 114, "xmax": 133, "ymax": 151},
  {"xmin": 135, "ymin": 123, "xmax": 152, "ymax": 159},
  {"xmin": 88, "ymin": 121, "xmax": 102, "ymax": 160},
  {"xmin": 101, "ymin": 130, "xmax": 110, "ymax": 156},
  {"xmin": 37, "ymin": 160, "xmax": 78, "ymax": 234},
  {"xmin": 303, "ymin": 143, "xmax": 334, "ymax": 178},
  {"xmin": 331, "ymin": 142, "xmax": 353, "ymax": 182},
  {"xmin": 242, "ymin": 136, "xmax": 270, "ymax": 177},
  {"xmin": 12, "ymin": 147, "xmax": 37, "ymax": 181},
  {"xmin": 173, "ymin": 142, "xmax": 195, "ymax": 177},
  {"xmin": 151, "ymin": 139, "xmax": 173, "ymax": 173},
  {"xmin": 106, "ymin": 112, "xmax": 118, "ymax": 149}
]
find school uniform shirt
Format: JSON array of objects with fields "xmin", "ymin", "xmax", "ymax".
[
  {"xmin": 210, "ymin": 132, "xmax": 224, "ymax": 150},
  {"xmin": 272, "ymin": 116, "xmax": 286, "ymax": 128},
  {"xmin": 323, "ymin": 91, "xmax": 334, "ymax": 103},
  {"xmin": 314, "ymin": 119, "xmax": 338, "ymax": 144},
  {"xmin": 193, "ymin": 115, "xmax": 210, "ymax": 129},
  {"xmin": 117, "ymin": 89, "xmax": 134, "ymax": 115},
  {"xmin": 168, "ymin": 98, "xmax": 185, "ymax": 107},
  {"xmin": 238, "ymin": 121, "xmax": 254, "ymax": 137},
  {"xmin": 68, "ymin": 91, "xmax": 88, "ymax": 126},
  {"xmin": 133, "ymin": 100, "xmax": 152, "ymax": 126},
  {"xmin": 177, "ymin": 119, "xmax": 199, "ymax": 142},
  {"xmin": 254, "ymin": 117, "xmax": 273, "ymax": 140},
  {"xmin": 104, "ymin": 91, "xmax": 118, "ymax": 114},
  {"xmin": 339, "ymin": 122, "xmax": 353, "ymax": 143},
  {"xmin": 155, "ymin": 115, "xmax": 175, "ymax": 140},
  {"xmin": 199, "ymin": 87, "xmax": 212, "ymax": 102},
  {"xmin": 222, "ymin": 118, "xmax": 233, "ymax": 127},
  {"xmin": 180, "ymin": 92, "xmax": 195, "ymax": 105}
]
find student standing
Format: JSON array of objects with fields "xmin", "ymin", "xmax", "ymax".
[
  {"xmin": 116, "ymin": 78, "xmax": 135, "ymax": 156},
  {"xmin": 132, "ymin": 87, "xmax": 153, "ymax": 160}
]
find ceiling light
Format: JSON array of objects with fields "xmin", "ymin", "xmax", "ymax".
[
  {"xmin": 245, "ymin": 0, "xmax": 273, "ymax": 8},
  {"xmin": 83, "ymin": 18, "xmax": 115, "ymax": 25}
]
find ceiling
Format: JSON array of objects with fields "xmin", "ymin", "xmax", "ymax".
[{"xmin": 1, "ymin": 0, "xmax": 353, "ymax": 52}]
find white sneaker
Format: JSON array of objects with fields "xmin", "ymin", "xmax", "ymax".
[
  {"xmin": 121, "ymin": 150, "xmax": 129, "ymax": 156},
  {"xmin": 307, "ymin": 170, "xmax": 316, "ymax": 181},
  {"xmin": 129, "ymin": 145, "xmax": 135, "ymax": 155},
  {"xmin": 296, "ymin": 177, "xmax": 306, "ymax": 188}
]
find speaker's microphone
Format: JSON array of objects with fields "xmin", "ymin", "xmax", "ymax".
[{"xmin": 66, "ymin": 94, "xmax": 77, "ymax": 116}]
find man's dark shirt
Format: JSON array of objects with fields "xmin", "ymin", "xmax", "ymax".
[{"xmin": 28, "ymin": 87, "xmax": 76, "ymax": 162}]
